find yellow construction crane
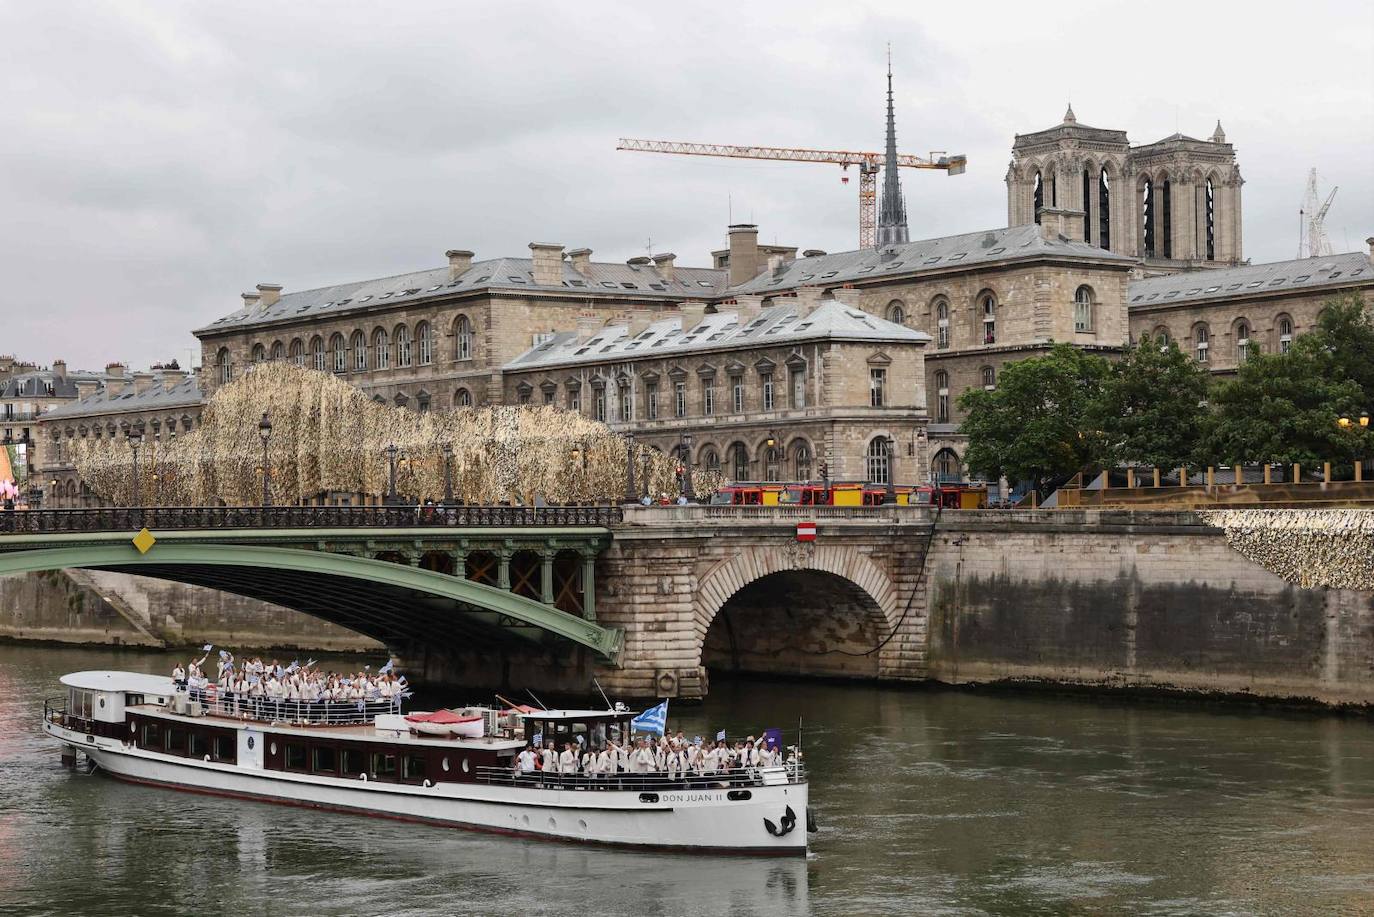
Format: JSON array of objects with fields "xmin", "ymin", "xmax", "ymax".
[{"xmin": 616, "ymin": 138, "xmax": 966, "ymax": 249}]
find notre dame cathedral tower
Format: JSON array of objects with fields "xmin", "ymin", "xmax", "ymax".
[{"xmin": 1006, "ymin": 106, "xmax": 1243, "ymax": 274}]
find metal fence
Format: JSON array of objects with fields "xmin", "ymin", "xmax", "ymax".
[
  {"xmin": 0, "ymin": 504, "xmax": 623, "ymax": 535},
  {"xmin": 184, "ymin": 689, "xmax": 401, "ymax": 725},
  {"xmin": 475, "ymin": 763, "xmax": 806, "ymax": 791}
]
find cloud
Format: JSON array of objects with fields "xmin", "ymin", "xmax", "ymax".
[{"xmin": 0, "ymin": 0, "xmax": 1370, "ymax": 371}]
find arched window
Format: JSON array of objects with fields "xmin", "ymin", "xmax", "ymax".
[
  {"xmin": 455, "ymin": 388, "xmax": 472, "ymax": 408},
  {"xmin": 1082, "ymin": 168, "xmax": 1093, "ymax": 243},
  {"xmin": 935, "ymin": 298, "xmax": 950, "ymax": 349},
  {"xmin": 1204, "ymin": 177, "xmax": 1217, "ymax": 261},
  {"xmin": 270, "ymin": 341, "xmax": 284, "ymax": 362},
  {"xmin": 886, "ymin": 300, "xmax": 906, "ymax": 325},
  {"xmin": 395, "ymin": 325, "xmax": 412, "ymax": 367},
  {"xmin": 330, "ymin": 333, "xmax": 347, "ymax": 373},
  {"xmin": 731, "ymin": 443, "xmax": 749, "ymax": 482},
  {"xmin": 1277, "ymin": 315, "xmax": 1294, "ymax": 354},
  {"xmin": 310, "ymin": 336, "xmax": 325, "ymax": 372},
  {"xmin": 979, "ymin": 292, "xmax": 997, "ymax": 345},
  {"xmin": 416, "ymin": 321, "xmax": 433, "ymax": 365},
  {"xmin": 866, "ymin": 437, "xmax": 891, "ymax": 485},
  {"xmin": 216, "ymin": 348, "xmax": 231, "ymax": 384},
  {"xmin": 702, "ymin": 447, "xmax": 721, "ymax": 474},
  {"xmin": 1153, "ymin": 326, "xmax": 1171, "ymax": 346},
  {"xmin": 289, "ymin": 339, "xmax": 304, "ymax": 366},
  {"xmin": 251, "ymin": 343, "xmax": 266, "ymax": 364},
  {"xmin": 793, "ymin": 442, "xmax": 812, "ymax": 481},
  {"xmin": 1141, "ymin": 177, "xmax": 1155, "ymax": 257},
  {"xmin": 455, "ymin": 315, "xmax": 472, "ymax": 361},
  {"xmin": 933, "ymin": 448, "xmax": 961, "ymax": 484},
  {"xmin": 1194, "ymin": 324, "xmax": 1210, "ymax": 364},
  {"xmin": 1098, "ymin": 168, "xmax": 1112, "ymax": 250},
  {"xmin": 981, "ymin": 366, "xmax": 996, "ymax": 391},
  {"xmin": 351, "ymin": 331, "xmax": 367, "ymax": 371},
  {"xmin": 764, "ymin": 445, "xmax": 781, "ymax": 482},
  {"xmin": 373, "ymin": 328, "xmax": 390, "ymax": 370},
  {"xmin": 1235, "ymin": 320, "xmax": 1251, "ymax": 363},
  {"xmin": 934, "ymin": 370, "xmax": 950, "ymax": 423},
  {"xmin": 1032, "ymin": 171, "xmax": 1044, "ymax": 223},
  {"xmin": 1074, "ymin": 285, "xmax": 1094, "ymax": 333},
  {"xmin": 1161, "ymin": 178, "xmax": 1173, "ymax": 259}
]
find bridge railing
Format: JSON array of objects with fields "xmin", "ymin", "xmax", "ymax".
[
  {"xmin": 619, "ymin": 504, "xmax": 934, "ymax": 524},
  {"xmin": 0, "ymin": 504, "xmax": 624, "ymax": 534}
]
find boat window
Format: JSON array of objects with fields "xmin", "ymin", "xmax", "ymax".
[
  {"xmin": 312, "ymin": 746, "xmax": 338, "ymax": 774},
  {"xmin": 402, "ymin": 754, "xmax": 426, "ymax": 782},
  {"xmin": 213, "ymin": 734, "xmax": 236, "ymax": 763},
  {"xmin": 285, "ymin": 744, "xmax": 307, "ymax": 770},
  {"xmin": 727, "ymin": 790, "xmax": 753, "ymax": 801},
  {"xmin": 165, "ymin": 727, "xmax": 187, "ymax": 755},
  {"xmin": 442, "ymin": 757, "xmax": 450, "ymax": 772},
  {"xmin": 188, "ymin": 732, "xmax": 209, "ymax": 758},
  {"xmin": 341, "ymin": 747, "xmax": 366, "ymax": 776},
  {"xmin": 141, "ymin": 722, "xmax": 160, "ymax": 748},
  {"xmin": 461, "ymin": 758, "xmax": 470, "ymax": 773},
  {"xmin": 125, "ymin": 693, "xmax": 144, "ymax": 707},
  {"xmin": 639, "ymin": 793, "xmax": 659, "ymax": 803},
  {"xmin": 371, "ymin": 752, "xmax": 398, "ymax": 780}
]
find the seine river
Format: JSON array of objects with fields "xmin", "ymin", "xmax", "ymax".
[{"xmin": 2, "ymin": 643, "xmax": 1372, "ymax": 916}]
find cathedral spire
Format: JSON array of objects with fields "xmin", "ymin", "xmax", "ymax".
[
  {"xmin": 876, "ymin": 48, "xmax": 909, "ymax": 249},
  {"xmin": 1063, "ymin": 103, "xmax": 1076, "ymax": 124}
]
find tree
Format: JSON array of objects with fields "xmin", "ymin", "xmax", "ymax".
[
  {"xmin": 1092, "ymin": 333, "xmax": 1211, "ymax": 469},
  {"xmin": 1308, "ymin": 293, "xmax": 1374, "ymax": 398},
  {"xmin": 958, "ymin": 344, "xmax": 1111, "ymax": 497}
]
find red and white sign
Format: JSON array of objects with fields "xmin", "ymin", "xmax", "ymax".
[{"xmin": 796, "ymin": 521, "xmax": 817, "ymax": 542}]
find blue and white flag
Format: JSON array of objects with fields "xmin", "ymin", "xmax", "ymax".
[
  {"xmin": 379, "ymin": 659, "xmax": 394, "ymax": 675},
  {"xmin": 219, "ymin": 649, "xmax": 229, "ymax": 660},
  {"xmin": 531, "ymin": 732, "xmax": 543, "ymax": 747},
  {"xmin": 716, "ymin": 729, "xmax": 727, "ymax": 742},
  {"xmin": 632, "ymin": 700, "xmax": 668, "ymax": 735},
  {"xmin": 305, "ymin": 658, "xmax": 316, "ymax": 668},
  {"xmin": 202, "ymin": 644, "xmax": 214, "ymax": 652}
]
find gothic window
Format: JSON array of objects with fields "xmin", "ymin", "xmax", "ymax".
[
  {"xmin": 1161, "ymin": 179, "xmax": 1173, "ymax": 259},
  {"xmin": 416, "ymin": 321, "xmax": 434, "ymax": 366},
  {"xmin": 933, "ymin": 448, "xmax": 961, "ymax": 484},
  {"xmin": 1205, "ymin": 177, "xmax": 1217, "ymax": 261},
  {"xmin": 794, "ymin": 442, "xmax": 812, "ymax": 481},
  {"xmin": 270, "ymin": 341, "xmax": 284, "ymax": 362},
  {"xmin": 1235, "ymin": 320, "xmax": 1252, "ymax": 363},
  {"xmin": 251, "ymin": 343, "xmax": 266, "ymax": 364},
  {"xmin": 310, "ymin": 336, "xmax": 325, "ymax": 372},
  {"xmin": 935, "ymin": 298, "xmax": 950, "ymax": 349},
  {"xmin": 981, "ymin": 366, "xmax": 996, "ymax": 391},
  {"xmin": 1194, "ymin": 324, "xmax": 1210, "ymax": 364},
  {"xmin": 731, "ymin": 375, "xmax": 744, "ymax": 413},
  {"xmin": 373, "ymin": 328, "xmax": 390, "ymax": 370},
  {"xmin": 979, "ymin": 293, "xmax": 997, "ymax": 345},
  {"xmin": 1082, "ymin": 169, "xmax": 1093, "ymax": 243},
  {"xmin": 935, "ymin": 370, "xmax": 949, "ymax": 423},
  {"xmin": 455, "ymin": 388, "xmax": 472, "ymax": 408},
  {"xmin": 216, "ymin": 348, "xmax": 231, "ymax": 384},
  {"xmin": 351, "ymin": 331, "xmax": 367, "ymax": 371},
  {"xmin": 454, "ymin": 315, "xmax": 472, "ymax": 361},
  {"xmin": 869, "ymin": 367, "xmax": 886, "ymax": 407},
  {"xmin": 731, "ymin": 442, "xmax": 749, "ymax": 481},
  {"xmin": 646, "ymin": 382, "xmax": 658, "ymax": 419},
  {"xmin": 1032, "ymin": 171, "xmax": 1044, "ymax": 223},
  {"xmin": 886, "ymin": 300, "xmax": 906, "ymax": 325},
  {"xmin": 703, "ymin": 448, "xmax": 721, "ymax": 474},
  {"xmin": 1074, "ymin": 285, "xmax": 1094, "ymax": 333},
  {"xmin": 1141, "ymin": 177, "xmax": 1155, "ymax": 257},
  {"xmin": 1099, "ymin": 169, "xmax": 1111, "ymax": 251},
  {"xmin": 330, "ymin": 333, "xmax": 347, "ymax": 373},
  {"xmin": 289, "ymin": 339, "xmax": 304, "ymax": 366},
  {"xmin": 1277, "ymin": 315, "xmax": 1293, "ymax": 354},
  {"xmin": 674, "ymin": 381, "xmax": 686, "ymax": 417},
  {"xmin": 395, "ymin": 325, "xmax": 412, "ymax": 367},
  {"xmin": 866, "ymin": 437, "xmax": 890, "ymax": 485}
]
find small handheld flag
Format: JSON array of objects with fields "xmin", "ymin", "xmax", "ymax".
[
  {"xmin": 716, "ymin": 729, "xmax": 727, "ymax": 742},
  {"xmin": 202, "ymin": 644, "xmax": 214, "ymax": 652},
  {"xmin": 379, "ymin": 660, "xmax": 394, "ymax": 675},
  {"xmin": 631, "ymin": 701, "xmax": 669, "ymax": 735}
]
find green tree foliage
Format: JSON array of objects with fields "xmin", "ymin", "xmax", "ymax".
[
  {"xmin": 1092, "ymin": 333, "xmax": 1211, "ymax": 469},
  {"xmin": 958, "ymin": 344, "xmax": 1111, "ymax": 495}
]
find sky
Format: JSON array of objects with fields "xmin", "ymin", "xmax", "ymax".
[{"xmin": 1, "ymin": 0, "xmax": 1371, "ymax": 372}]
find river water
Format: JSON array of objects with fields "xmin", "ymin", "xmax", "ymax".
[{"xmin": 2, "ymin": 644, "xmax": 1372, "ymax": 916}]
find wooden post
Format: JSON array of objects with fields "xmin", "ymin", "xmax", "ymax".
[
  {"xmin": 1293, "ymin": 463, "xmax": 1301, "ymax": 483},
  {"xmin": 1263, "ymin": 464, "xmax": 1271, "ymax": 485},
  {"xmin": 1323, "ymin": 461, "xmax": 1332, "ymax": 484},
  {"xmin": 1126, "ymin": 468, "xmax": 1135, "ymax": 488},
  {"xmin": 1357, "ymin": 462, "xmax": 1364, "ymax": 483},
  {"xmin": 1178, "ymin": 466, "xmax": 1187, "ymax": 488},
  {"xmin": 1206, "ymin": 467, "xmax": 1215, "ymax": 487},
  {"xmin": 1235, "ymin": 465, "xmax": 1243, "ymax": 485},
  {"xmin": 1152, "ymin": 468, "xmax": 1161, "ymax": 488}
]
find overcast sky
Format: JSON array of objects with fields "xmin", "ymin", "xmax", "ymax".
[{"xmin": 2, "ymin": 1, "xmax": 1371, "ymax": 372}]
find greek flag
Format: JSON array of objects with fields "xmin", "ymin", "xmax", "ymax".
[
  {"xmin": 378, "ymin": 659, "xmax": 394, "ymax": 675},
  {"xmin": 632, "ymin": 701, "xmax": 668, "ymax": 735},
  {"xmin": 716, "ymin": 729, "xmax": 727, "ymax": 742},
  {"xmin": 202, "ymin": 644, "xmax": 214, "ymax": 652}
]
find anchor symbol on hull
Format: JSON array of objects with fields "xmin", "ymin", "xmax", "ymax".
[{"xmin": 763, "ymin": 805, "xmax": 797, "ymax": 837}]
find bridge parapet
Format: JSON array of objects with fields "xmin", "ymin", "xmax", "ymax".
[{"xmin": 616, "ymin": 504, "xmax": 935, "ymax": 526}]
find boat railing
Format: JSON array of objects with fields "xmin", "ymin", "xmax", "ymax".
[
  {"xmin": 181, "ymin": 690, "xmax": 401, "ymax": 726},
  {"xmin": 474, "ymin": 763, "xmax": 806, "ymax": 791}
]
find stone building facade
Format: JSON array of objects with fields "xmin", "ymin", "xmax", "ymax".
[
  {"xmin": 2, "ymin": 357, "xmax": 118, "ymax": 503},
  {"xmin": 1006, "ymin": 107, "xmax": 1243, "ymax": 273},
  {"xmin": 502, "ymin": 290, "xmax": 930, "ymax": 486}
]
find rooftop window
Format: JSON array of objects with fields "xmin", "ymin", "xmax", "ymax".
[
  {"xmin": 1204, "ymin": 286, "xmax": 1220, "ymax": 293},
  {"xmin": 1226, "ymin": 283, "xmax": 1242, "ymax": 290},
  {"xmin": 795, "ymin": 322, "xmax": 813, "ymax": 330},
  {"xmin": 621, "ymin": 283, "xmax": 637, "ymax": 289},
  {"xmin": 1269, "ymin": 278, "xmax": 1286, "ymax": 286},
  {"xmin": 697, "ymin": 280, "xmax": 713, "ymax": 287},
  {"xmin": 1294, "ymin": 275, "xmax": 1311, "ymax": 282},
  {"xmin": 508, "ymin": 276, "xmax": 526, "ymax": 283},
  {"xmin": 569, "ymin": 279, "xmax": 586, "ymax": 287},
  {"xmin": 924, "ymin": 257, "xmax": 941, "ymax": 265},
  {"xmin": 600, "ymin": 281, "xmax": 618, "ymax": 288},
  {"xmin": 857, "ymin": 266, "xmax": 876, "ymax": 273},
  {"xmin": 475, "ymin": 275, "xmax": 490, "ymax": 282},
  {"xmin": 799, "ymin": 273, "xmax": 814, "ymax": 282},
  {"xmin": 427, "ymin": 285, "xmax": 441, "ymax": 292},
  {"xmin": 821, "ymin": 271, "xmax": 838, "ymax": 278},
  {"xmin": 337, "ymin": 299, "xmax": 351, "ymax": 305},
  {"xmin": 1186, "ymin": 289, "xmax": 1202, "ymax": 295},
  {"xmin": 1247, "ymin": 281, "xmax": 1262, "ymax": 288},
  {"xmin": 988, "ymin": 247, "xmax": 1006, "ymax": 255},
  {"xmin": 947, "ymin": 253, "xmax": 967, "ymax": 261},
  {"xmin": 1164, "ymin": 291, "xmax": 1180, "ymax": 299},
  {"xmin": 359, "ymin": 295, "xmax": 373, "ymax": 302}
]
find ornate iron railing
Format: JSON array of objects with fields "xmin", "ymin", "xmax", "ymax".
[
  {"xmin": 0, "ymin": 504, "xmax": 624, "ymax": 534},
  {"xmin": 474, "ymin": 763, "xmax": 806, "ymax": 791}
]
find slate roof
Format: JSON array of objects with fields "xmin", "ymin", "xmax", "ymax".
[
  {"xmin": 41, "ymin": 374, "xmax": 203, "ymax": 420},
  {"xmin": 2, "ymin": 372, "xmax": 96, "ymax": 400},
  {"xmin": 505, "ymin": 299, "xmax": 930, "ymax": 373},
  {"xmin": 729, "ymin": 224, "xmax": 1133, "ymax": 295},
  {"xmin": 1128, "ymin": 252, "xmax": 1372, "ymax": 309},
  {"xmin": 195, "ymin": 259, "xmax": 729, "ymax": 336}
]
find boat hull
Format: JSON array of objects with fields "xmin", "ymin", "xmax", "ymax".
[{"xmin": 48, "ymin": 724, "xmax": 808, "ymax": 856}]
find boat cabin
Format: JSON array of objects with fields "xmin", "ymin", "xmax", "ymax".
[{"xmin": 518, "ymin": 709, "xmax": 636, "ymax": 750}]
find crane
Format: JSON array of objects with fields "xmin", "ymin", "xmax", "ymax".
[
  {"xmin": 1298, "ymin": 167, "xmax": 1338, "ymax": 259},
  {"xmin": 616, "ymin": 138, "xmax": 966, "ymax": 249}
]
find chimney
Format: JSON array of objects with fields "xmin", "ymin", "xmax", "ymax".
[
  {"xmin": 75, "ymin": 380, "xmax": 100, "ymax": 400},
  {"xmin": 735, "ymin": 294, "xmax": 765, "ymax": 325},
  {"xmin": 529, "ymin": 242, "xmax": 565, "ymax": 286},
  {"xmin": 256, "ymin": 283, "xmax": 282, "ymax": 307},
  {"xmin": 161, "ymin": 368, "xmax": 187, "ymax": 392},
  {"xmin": 794, "ymin": 287, "xmax": 825, "ymax": 318},
  {"xmin": 104, "ymin": 377, "xmax": 127, "ymax": 397},
  {"xmin": 651, "ymin": 253, "xmax": 676, "ymax": 282},
  {"xmin": 105, "ymin": 362, "xmax": 126, "ymax": 379},
  {"xmin": 132, "ymin": 372, "xmax": 156, "ymax": 395},
  {"xmin": 567, "ymin": 248, "xmax": 593, "ymax": 277},
  {"xmin": 1037, "ymin": 207, "xmax": 1085, "ymax": 242},
  {"xmin": 1366, "ymin": 237, "xmax": 1374, "ymax": 265},
  {"xmin": 575, "ymin": 312, "xmax": 605, "ymax": 342},
  {"xmin": 766, "ymin": 253, "xmax": 784, "ymax": 274},
  {"xmin": 241, "ymin": 292, "xmax": 261, "ymax": 310},
  {"xmin": 727, "ymin": 224, "xmax": 761, "ymax": 287},
  {"xmin": 446, "ymin": 249, "xmax": 474, "ymax": 280},
  {"xmin": 830, "ymin": 288, "xmax": 862, "ymax": 308},
  {"xmin": 679, "ymin": 302, "xmax": 708, "ymax": 332},
  {"xmin": 51, "ymin": 359, "xmax": 67, "ymax": 379},
  {"xmin": 628, "ymin": 309, "xmax": 654, "ymax": 338}
]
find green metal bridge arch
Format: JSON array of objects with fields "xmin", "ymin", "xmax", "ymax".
[{"xmin": 0, "ymin": 535, "xmax": 622, "ymax": 661}]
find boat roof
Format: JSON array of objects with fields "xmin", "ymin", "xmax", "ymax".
[
  {"xmin": 517, "ymin": 709, "xmax": 625, "ymax": 721},
  {"xmin": 61, "ymin": 671, "xmax": 174, "ymax": 694}
]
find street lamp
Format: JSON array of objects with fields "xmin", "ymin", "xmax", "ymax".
[
  {"xmin": 679, "ymin": 432, "xmax": 694, "ymax": 501},
  {"xmin": 258, "ymin": 411, "xmax": 272, "ymax": 506},
  {"xmin": 624, "ymin": 431, "xmax": 637, "ymax": 504},
  {"xmin": 384, "ymin": 443, "xmax": 400, "ymax": 505},
  {"xmin": 884, "ymin": 435, "xmax": 897, "ymax": 504},
  {"xmin": 127, "ymin": 422, "xmax": 144, "ymax": 507},
  {"xmin": 442, "ymin": 443, "xmax": 454, "ymax": 505}
]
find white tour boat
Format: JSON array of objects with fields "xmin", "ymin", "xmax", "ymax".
[{"xmin": 43, "ymin": 671, "xmax": 811, "ymax": 856}]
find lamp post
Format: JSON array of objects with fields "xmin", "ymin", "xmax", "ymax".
[
  {"xmin": 258, "ymin": 412, "xmax": 272, "ymax": 506},
  {"xmin": 1337, "ymin": 413, "xmax": 1371, "ymax": 481},
  {"xmin": 679, "ymin": 432, "xmax": 694, "ymax": 501},
  {"xmin": 384, "ymin": 443, "xmax": 400, "ymax": 505},
  {"xmin": 442, "ymin": 443, "xmax": 455, "ymax": 505},
  {"xmin": 624, "ymin": 431, "xmax": 637, "ymax": 504},
  {"xmin": 127, "ymin": 423, "xmax": 144, "ymax": 507},
  {"xmin": 884, "ymin": 435, "xmax": 898, "ymax": 504}
]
